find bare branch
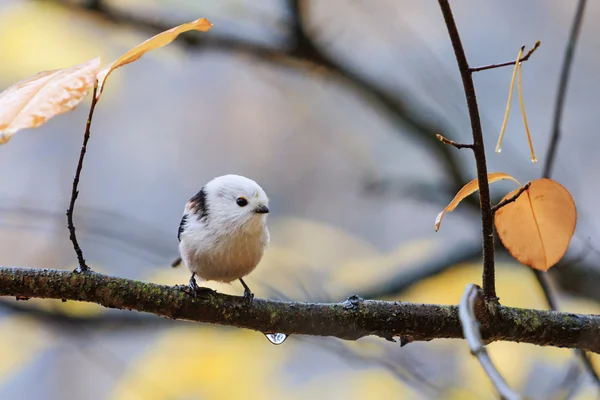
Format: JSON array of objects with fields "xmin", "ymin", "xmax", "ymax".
[
  {"xmin": 491, "ymin": 182, "xmax": 531, "ymax": 214},
  {"xmin": 543, "ymin": 1, "xmax": 586, "ymax": 179},
  {"xmin": 66, "ymin": 83, "xmax": 99, "ymax": 273},
  {"xmin": 470, "ymin": 41, "xmax": 541, "ymax": 73},
  {"xmin": 459, "ymin": 284, "xmax": 521, "ymax": 400},
  {"xmin": 437, "ymin": 0, "xmax": 498, "ymax": 302},
  {"xmin": 436, "ymin": 134, "xmax": 473, "ymax": 149}
]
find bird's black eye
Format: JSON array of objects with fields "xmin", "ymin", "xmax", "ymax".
[{"xmin": 236, "ymin": 197, "xmax": 248, "ymax": 207}]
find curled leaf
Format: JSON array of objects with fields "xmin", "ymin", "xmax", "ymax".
[
  {"xmin": 494, "ymin": 178, "xmax": 576, "ymax": 271},
  {"xmin": 97, "ymin": 17, "xmax": 213, "ymax": 98},
  {"xmin": 435, "ymin": 172, "xmax": 520, "ymax": 232},
  {"xmin": 0, "ymin": 57, "xmax": 100, "ymax": 144}
]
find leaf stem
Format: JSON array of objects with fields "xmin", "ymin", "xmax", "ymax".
[{"xmin": 491, "ymin": 182, "xmax": 531, "ymax": 214}]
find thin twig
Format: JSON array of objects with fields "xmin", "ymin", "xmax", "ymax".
[
  {"xmin": 66, "ymin": 82, "xmax": 99, "ymax": 273},
  {"xmin": 491, "ymin": 182, "xmax": 531, "ymax": 214},
  {"xmin": 543, "ymin": 1, "xmax": 586, "ymax": 178},
  {"xmin": 437, "ymin": 0, "xmax": 498, "ymax": 302},
  {"xmin": 436, "ymin": 134, "xmax": 473, "ymax": 149},
  {"xmin": 459, "ymin": 284, "xmax": 521, "ymax": 400},
  {"xmin": 470, "ymin": 41, "xmax": 541, "ymax": 73}
]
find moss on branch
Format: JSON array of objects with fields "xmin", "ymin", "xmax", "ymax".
[{"xmin": 0, "ymin": 266, "xmax": 598, "ymax": 352}]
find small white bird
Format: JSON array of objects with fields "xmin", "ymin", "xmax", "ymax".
[{"xmin": 173, "ymin": 174, "xmax": 270, "ymax": 301}]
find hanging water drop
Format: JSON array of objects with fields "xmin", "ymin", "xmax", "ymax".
[
  {"xmin": 497, "ymin": 148, "xmax": 502, "ymax": 153},
  {"xmin": 265, "ymin": 333, "xmax": 288, "ymax": 345}
]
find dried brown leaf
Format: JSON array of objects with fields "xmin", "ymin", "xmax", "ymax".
[
  {"xmin": 0, "ymin": 58, "xmax": 100, "ymax": 144},
  {"xmin": 494, "ymin": 178, "xmax": 576, "ymax": 271},
  {"xmin": 435, "ymin": 172, "xmax": 520, "ymax": 231}
]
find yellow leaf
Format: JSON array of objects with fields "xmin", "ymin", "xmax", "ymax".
[
  {"xmin": 97, "ymin": 17, "xmax": 213, "ymax": 98},
  {"xmin": 494, "ymin": 178, "xmax": 577, "ymax": 271},
  {"xmin": 435, "ymin": 172, "xmax": 520, "ymax": 231},
  {"xmin": 0, "ymin": 57, "xmax": 100, "ymax": 144}
]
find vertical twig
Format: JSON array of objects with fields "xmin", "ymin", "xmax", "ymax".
[
  {"xmin": 536, "ymin": 0, "xmax": 599, "ymax": 388},
  {"xmin": 543, "ymin": 0, "xmax": 587, "ymax": 178},
  {"xmin": 459, "ymin": 284, "xmax": 521, "ymax": 400},
  {"xmin": 437, "ymin": 0, "xmax": 498, "ymax": 302},
  {"xmin": 66, "ymin": 83, "xmax": 99, "ymax": 273}
]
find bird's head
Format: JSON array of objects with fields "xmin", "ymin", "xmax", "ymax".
[{"xmin": 200, "ymin": 174, "xmax": 269, "ymax": 229}]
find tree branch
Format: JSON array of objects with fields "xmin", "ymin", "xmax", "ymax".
[
  {"xmin": 469, "ymin": 41, "xmax": 541, "ymax": 73},
  {"xmin": 0, "ymin": 266, "xmax": 599, "ymax": 352},
  {"xmin": 437, "ymin": 0, "xmax": 497, "ymax": 302},
  {"xmin": 543, "ymin": 0, "xmax": 587, "ymax": 178},
  {"xmin": 459, "ymin": 284, "xmax": 521, "ymax": 400}
]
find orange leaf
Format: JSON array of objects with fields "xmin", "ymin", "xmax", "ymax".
[
  {"xmin": 494, "ymin": 178, "xmax": 576, "ymax": 271},
  {"xmin": 0, "ymin": 57, "xmax": 100, "ymax": 144},
  {"xmin": 96, "ymin": 17, "xmax": 213, "ymax": 98},
  {"xmin": 435, "ymin": 172, "xmax": 520, "ymax": 232}
]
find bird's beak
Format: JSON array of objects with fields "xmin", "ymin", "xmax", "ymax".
[{"xmin": 254, "ymin": 204, "xmax": 270, "ymax": 214}]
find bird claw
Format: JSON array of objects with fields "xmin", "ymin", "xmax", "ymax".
[
  {"xmin": 188, "ymin": 276, "xmax": 201, "ymax": 296},
  {"xmin": 238, "ymin": 278, "xmax": 254, "ymax": 305},
  {"xmin": 243, "ymin": 287, "xmax": 254, "ymax": 304},
  {"xmin": 175, "ymin": 277, "xmax": 214, "ymax": 300}
]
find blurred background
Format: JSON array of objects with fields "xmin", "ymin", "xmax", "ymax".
[{"xmin": 0, "ymin": 0, "xmax": 599, "ymax": 398}]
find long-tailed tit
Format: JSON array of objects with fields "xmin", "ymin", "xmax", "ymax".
[{"xmin": 172, "ymin": 174, "xmax": 270, "ymax": 301}]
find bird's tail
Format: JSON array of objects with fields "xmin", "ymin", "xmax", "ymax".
[{"xmin": 171, "ymin": 257, "xmax": 182, "ymax": 268}]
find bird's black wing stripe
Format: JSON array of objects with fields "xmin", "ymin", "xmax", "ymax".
[
  {"xmin": 189, "ymin": 187, "xmax": 209, "ymax": 220},
  {"xmin": 177, "ymin": 214, "xmax": 188, "ymax": 242}
]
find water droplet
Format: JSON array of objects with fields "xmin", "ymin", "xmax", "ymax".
[
  {"xmin": 496, "ymin": 148, "xmax": 502, "ymax": 153},
  {"xmin": 265, "ymin": 333, "xmax": 287, "ymax": 345},
  {"xmin": 531, "ymin": 157, "xmax": 538, "ymax": 163}
]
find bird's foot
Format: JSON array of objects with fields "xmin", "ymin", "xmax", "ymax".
[
  {"xmin": 239, "ymin": 278, "xmax": 254, "ymax": 305},
  {"xmin": 175, "ymin": 276, "xmax": 214, "ymax": 299},
  {"xmin": 243, "ymin": 287, "xmax": 254, "ymax": 304},
  {"xmin": 188, "ymin": 275, "xmax": 201, "ymax": 296}
]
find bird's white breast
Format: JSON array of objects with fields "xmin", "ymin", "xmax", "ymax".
[{"xmin": 179, "ymin": 216, "xmax": 269, "ymax": 283}]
